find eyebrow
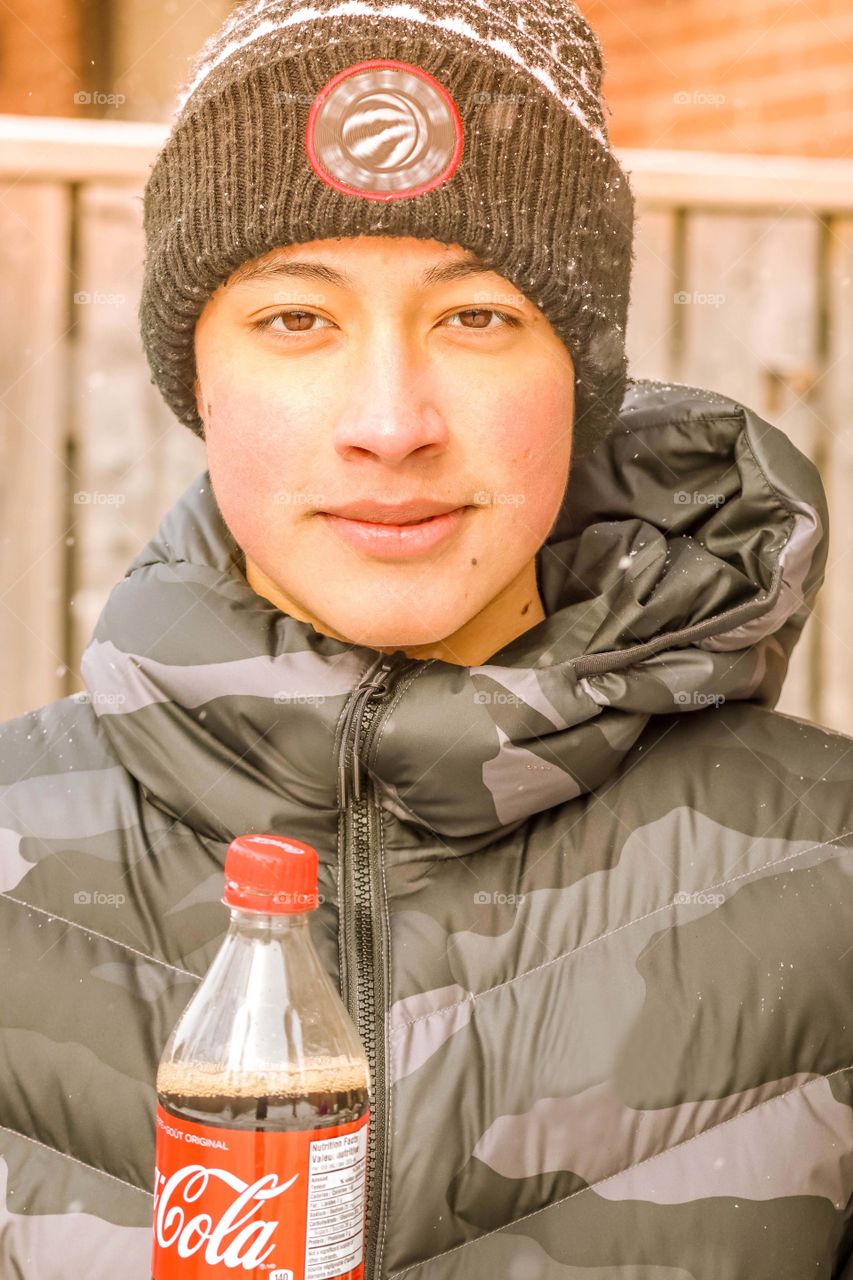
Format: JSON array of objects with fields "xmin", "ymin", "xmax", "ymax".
[{"xmin": 227, "ymin": 252, "xmax": 497, "ymax": 291}]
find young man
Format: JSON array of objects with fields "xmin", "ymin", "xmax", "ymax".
[
  {"xmin": 193, "ymin": 233, "xmax": 577, "ymax": 666},
  {"xmin": 2, "ymin": 1, "xmax": 852, "ymax": 1277}
]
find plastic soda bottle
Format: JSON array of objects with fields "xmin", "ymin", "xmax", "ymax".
[{"xmin": 150, "ymin": 833, "xmax": 370, "ymax": 1279}]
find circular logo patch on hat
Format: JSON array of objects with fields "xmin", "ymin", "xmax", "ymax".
[{"xmin": 305, "ymin": 58, "xmax": 463, "ymax": 201}]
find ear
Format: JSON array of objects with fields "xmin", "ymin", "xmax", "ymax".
[{"xmin": 193, "ymin": 375, "xmax": 204, "ymax": 422}]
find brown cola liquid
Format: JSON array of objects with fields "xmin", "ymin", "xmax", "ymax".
[{"xmin": 157, "ymin": 1056, "xmax": 370, "ymax": 1133}]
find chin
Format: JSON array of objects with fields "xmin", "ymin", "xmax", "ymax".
[{"xmin": 323, "ymin": 605, "xmax": 467, "ymax": 652}]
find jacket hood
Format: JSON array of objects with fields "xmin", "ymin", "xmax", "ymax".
[{"xmin": 80, "ymin": 379, "xmax": 828, "ymax": 844}]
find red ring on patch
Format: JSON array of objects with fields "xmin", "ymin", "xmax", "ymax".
[{"xmin": 305, "ymin": 58, "xmax": 464, "ymax": 202}]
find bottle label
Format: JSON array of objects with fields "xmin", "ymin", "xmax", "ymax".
[{"xmin": 151, "ymin": 1104, "xmax": 369, "ymax": 1279}]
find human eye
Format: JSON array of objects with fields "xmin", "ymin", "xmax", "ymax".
[
  {"xmin": 251, "ymin": 309, "xmax": 333, "ymax": 336},
  {"xmin": 442, "ymin": 307, "xmax": 521, "ymax": 331}
]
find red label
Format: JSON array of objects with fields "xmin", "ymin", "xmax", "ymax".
[{"xmin": 151, "ymin": 1103, "xmax": 369, "ymax": 1279}]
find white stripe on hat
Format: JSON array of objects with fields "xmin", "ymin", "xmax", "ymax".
[{"xmin": 176, "ymin": 0, "xmax": 609, "ymax": 151}]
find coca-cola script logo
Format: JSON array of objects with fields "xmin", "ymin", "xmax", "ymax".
[{"xmin": 154, "ymin": 1164, "xmax": 299, "ymax": 1268}]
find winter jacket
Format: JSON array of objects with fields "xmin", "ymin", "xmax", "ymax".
[{"xmin": 1, "ymin": 377, "xmax": 852, "ymax": 1280}]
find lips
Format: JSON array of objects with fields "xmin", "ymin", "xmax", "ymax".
[
  {"xmin": 318, "ymin": 505, "xmax": 469, "ymax": 559},
  {"xmin": 320, "ymin": 499, "xmax": 464, "ymax": 525}
]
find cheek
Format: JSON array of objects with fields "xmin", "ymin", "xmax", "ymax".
[
  {"xmin": 485, "ymin": 395, "xmax": 572, "ymax": 542},
  {"xmin": 204, "ymin": 367, "xmax": 287, "ymax": 459},
  {"xmin": 201, "ymin": 378, "xmax": 307, "ymax": 555}
]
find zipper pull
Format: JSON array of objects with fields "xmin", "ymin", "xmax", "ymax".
[
  {"xmin": 338, "ymin": 657, "xmax": 396, "ymax": 809},
  {"xmin": 352, "ymin": 660, "xmax": 394, "ymax": 802}
]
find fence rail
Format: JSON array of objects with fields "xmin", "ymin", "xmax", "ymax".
[{"xmin": 1, "ymin": 116, "xmax": 852, "ymax": 732}]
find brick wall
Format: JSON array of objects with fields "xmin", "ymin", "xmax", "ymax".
[
  {"xmin": 0, "ymin": 0, "xmax": 233, "ymax": 122},
  {"xmin": 0, "ymin": 0, "xmax": 850, "ymax": 151},
  {"xmin": 581, "ymin": 0, "xmax": 853, "ymax": 158},
  {"xmin": 0, "ymin": 0, "xmax": 82, "ymax": 116}
]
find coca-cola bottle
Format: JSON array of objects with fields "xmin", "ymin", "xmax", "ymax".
[{"xmin": 151, "ymin": 833, "xmax": 370, "ymax": 1280}]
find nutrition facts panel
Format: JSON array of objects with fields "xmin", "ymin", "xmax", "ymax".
[{"xmin": 304, "ymin": 1118, "xmax": 369, "ymax": 1280}]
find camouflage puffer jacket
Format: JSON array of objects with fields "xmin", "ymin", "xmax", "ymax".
[{"xmin": 2, "ymin": 379, "xmax": 853, "ymax": 1280}]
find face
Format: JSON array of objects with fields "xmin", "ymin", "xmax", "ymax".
[{"xmin": 194, "ymin": 235, "xmax": 574, "ymax": 656}]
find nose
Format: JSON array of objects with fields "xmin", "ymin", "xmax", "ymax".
[{"xmin": 332, "ymin": 335, "xmax": 450, "ymax": 464}]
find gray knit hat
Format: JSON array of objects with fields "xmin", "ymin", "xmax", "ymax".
[{"xmin": 139, "ymin": 0, "xmax": 635, "ymax": 460}]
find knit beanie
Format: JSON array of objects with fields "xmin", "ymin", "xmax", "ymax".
[{"xmin": 139, "ymin": 0, "xmax": 636, "ymax": 461}]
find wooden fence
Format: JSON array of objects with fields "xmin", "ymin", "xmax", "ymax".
[{"xmin": 1, "ymin": 115, "xmax": 852, "ymax": 732}]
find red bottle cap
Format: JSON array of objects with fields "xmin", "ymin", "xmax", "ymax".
[{"xmin": 222, "ymin": 834, "xmax": 320, "ymax": 914}]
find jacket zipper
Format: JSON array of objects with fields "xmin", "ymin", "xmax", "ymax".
[
  {"xmin": 338, "ymin": 655, "xmax": 396, "ymax": 809},
  {"xmin": 337, "ymin": 652, "xmax": 400, "ymax": 1279}
]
